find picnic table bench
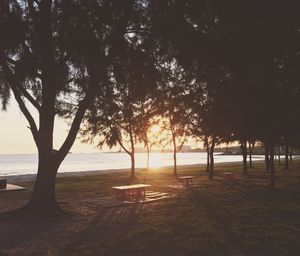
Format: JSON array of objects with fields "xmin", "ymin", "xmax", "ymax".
[
  {"xmin": 178, "ymin": 176, "xmax": 194, "ymax": 187},
  {"xmin": 112, "ymin": 184, "xmax": 151, "ymax": 201},
  {"xmin": 0, "ymin": 179, "xmax": 7, "ymax": 189},
  {"xmin": 0, "ymin": 179, "xmax": 26, "ymax": 192}
]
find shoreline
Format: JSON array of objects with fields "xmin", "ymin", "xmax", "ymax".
[
  {"xmin": 2, "ymin": 161, "xmax": 260, "ymax": 183},
  {"xmin": 2, "ymin": 164, "xmax": 201, "ymax": 183},
  {"xmin": 0, "ymin": 154, "xmax": 271, "ymax": 182},
  {"xmin": 3, "ymin": 156, "xmax": 299, "ymax": 183}
]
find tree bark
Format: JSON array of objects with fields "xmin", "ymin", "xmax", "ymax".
[
  {"xmin": 208, "ymin": 138, "xmax": 215, "ymax": 180},
  {"xmin": 269, "ymin": 142, "xmax": 276, "ymax": 188},
  {"xmin": 285, "ymin": 143, "xmax": 289, "ymax": 170}
]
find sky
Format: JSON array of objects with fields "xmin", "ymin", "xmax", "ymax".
[
  {"xmin": 0, "ymin": 101, "xmax": 201, "ymax": 155},
  {"xmin": 0, "ymin": 102, "xmax": 98, "ymax": 154}
]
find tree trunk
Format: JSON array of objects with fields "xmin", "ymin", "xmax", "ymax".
[
  {"xmin": 241, "ymin": 141, "xmax": 248, "ymax": 175},
  {"xmin": 172, "ymin": 132, "xmax": 177, "ymax": 176},
  {"xmin": 206, "ymin": 145, "xmax": 210, "ymax": 173},
  {"xmin": 129, "ymin": 121, "xmax": 136, "ymax": 179},
  {"xmin": 269, "ymin": 142, "xmax": 276, "ymax": 188},
  {"xmin": 130, "ymin": 153, "xmax": 135, "ymax": 179},
  {"xmin": 144, "ymin": 132, "xmax": 150, "ymax": 170},
  {"xmin": 265, "ymin": 142, "xmax": 270, "ymax": 172},
  {"xmin": 208, "ymin": 138, "xmax": 215, "ymax": 180},
  {"xmin": 205, "ymin": 137, "xmax": 210, "ymax": 173},
  {"xmin": 146, "ymin": 148, "xmax": 150, "ymax": 170},
  {"xmin": 277, "ymin": 145, "xmax": 281, "ymax": 165},
  {"xmin": 26, "ymin": 146, "xmax": 61, "ymax": 214},
  {"xmin": 28, "ymin": 162, "xmax": 59, "ymax": 212},
  {"xmin": 27, "ymin": 3, "xmax": 60, "ymax": 213},
  {"xmin": 27, "ymin": 86, "xmax": 57, "ymax": 213},
  {"xmin": 248, "ymin": 141, "xmax": 253, "ymax": 168},
  {"xmin": 285, "ymin": 143, "xmax": 289, "ymax": 170},
  {"xmin": 290, "ymin": 146, "xmax": 293, "ymax": 164}
]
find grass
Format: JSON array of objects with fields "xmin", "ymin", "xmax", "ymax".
[{"xmin": 1, "ymin": 161, "xmax": 300, "ymax": 255}]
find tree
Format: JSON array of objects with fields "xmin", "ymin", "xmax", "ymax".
[
  {"xmin": 0, "ymin": 0, "xmax": 152, "ymax": 213},
  {"xmin": 137, "ymin": 116, "xmax": 160, "ymax": 170},
  {"xmin": 81, "ymin": 43, "xmax": 158, "ymax": 179},
  {"xmin": 158, "ymin": 60, "xmax": 191, "ymax": 176},
  {"xmin": 248, "ymin": 141, "xmax": 255, "ymax": 168},
  {"xmin": 212, "ymin": 1, "xmax": 300, "ymax": 187}
]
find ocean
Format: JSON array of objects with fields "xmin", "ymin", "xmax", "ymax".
[{"xmin": 0, "ymin": 152, "xmax": 265, "ymax": 177}]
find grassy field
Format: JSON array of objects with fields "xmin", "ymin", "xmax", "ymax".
[{"xmin": 1, "ymin": 161, "xmax": 300, "ymax": 256}]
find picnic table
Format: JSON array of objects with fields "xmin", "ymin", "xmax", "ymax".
[
  {"xmin": 112, "ymin": 184, "xmax": 151, "ymax": 201},
  {"xmin": 178, "ymin": 176, "xmax": 194, "ymax": 187}
]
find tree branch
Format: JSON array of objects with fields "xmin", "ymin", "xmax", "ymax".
[
  {"xmin": 116, "ymin": 136, "xmax": 131, "ymax": 155},
  {"xmin": 178, "ymin": 134, "xmax": 187, "ymax": 151},
  {"xmin": 107, "ymin": 121, "xmax": 131, "ymax": 155},
  {"xmin": 17, "ymin": 84, "xmax": 41, "ymax": 112},
  {"xmin": 0, "ymin": 56, "xmax": 39, "ymax": 146},
  {"xmin": 115, "ymin": 122, "xmax": 128, "ymax": 132},
  {"xmin": 27, "ymin": 0, "xmax": 39, "ymax": 24},
  {"xmin": 56, "ymin": 91, "xmax": 93, "ymax": 163},
  {"xmin": 6, "ymin": 57, "xmax": 17, "ymax": 65}
]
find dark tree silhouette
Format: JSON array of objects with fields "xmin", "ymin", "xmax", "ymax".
[
  {"xmin": 154, "ymin": 0, "xmax": 300, "ymax": 185},
  {"xmin": 0, "ymin": 0, "xmax": 153, "ymax": 213},
  {"xmin": 136, "ymin": 115, "xmax": 160, "ymax": 170},
  {"xmin": 158, "ymin": 60, "xmax": 191, "ymax": 176},
  {"xmin": 80, "ymin": 37, "xmax": 158, "ymax": 179}
]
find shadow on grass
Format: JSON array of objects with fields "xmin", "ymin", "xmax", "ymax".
[
  {"xmin": 189, "ymin": 188, "xmax": 247, "ymax": 255},
  {"xmin": 0, "ymin": 210, "xmax": 68, "ymax": 251},
  {"xmin": 57, "ymin": 202, "xmax": 145, "ymax": 255}
]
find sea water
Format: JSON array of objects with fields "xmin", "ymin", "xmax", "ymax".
[{"xmin": 0, "ymin": 152, "xmax": 264, "ymax": 176}]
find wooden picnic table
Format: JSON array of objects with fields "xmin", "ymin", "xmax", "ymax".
[
  {"xmin": 112, "ymin": 184, "xmax": 151, "ymax": 201},
  {"xmin": 178, "ymin": 176, "xmax": 194, "ymax": 187}
]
